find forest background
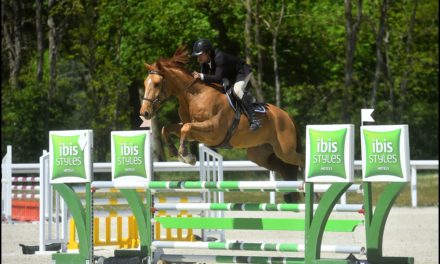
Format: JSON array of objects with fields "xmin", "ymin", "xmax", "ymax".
[{"xmin": 1, "ymin": 0, "xmax": 438, "ymax": 163}]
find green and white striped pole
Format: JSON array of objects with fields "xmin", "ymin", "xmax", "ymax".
[
  {"xmin": 92, "ymin": 180, "xmax": 304, "ymax": 191},
  {"xmin": 153, "ymin": 202, "xmax": 363, "ymax": 213},
  {"xmin": 160, "ymin": 254, "xmax": 308, "ymax": 263},
  {"xmin": 152, "ymin": 241, "xmax": 365, "ymax": 254}
]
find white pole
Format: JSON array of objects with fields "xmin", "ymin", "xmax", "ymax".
[
  {"xmin": 38, "ymin": 151, "xmax": 47, "ymax": 253},
  {"xmin": 2, "ymin": 145, "xmax": 13, "ymax": 223},
  {"xmin": 269, "ymin": 171, "xmax": 275, "ymax": 203},
  {"xmin": 411, "ymin": 166, "xmax": 417, "ymax": 208},
  {"xmin": 61, "ymin": 190, "xmax": 68, "ymax": 252}
]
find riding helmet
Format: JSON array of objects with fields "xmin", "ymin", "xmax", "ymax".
[{"xmin": 191, "ymin": 39, "xmax": 213, "ymax": 57}]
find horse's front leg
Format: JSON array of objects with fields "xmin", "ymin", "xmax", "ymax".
[
  {"xmin": 161, "ymin": 123, "xmax": 183, "ymax": 157},
  {"xmin": 178, "ymin": 120, "xmax": 216, "ymax": 165}
]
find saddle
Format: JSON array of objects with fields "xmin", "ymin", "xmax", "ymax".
[
  {"xmin": 225, "ymin": 89, "xmax": 267, "ymax": 114},
  {"xmin": 210, "ymin": 87, "xmax": 267, "ymax": 148}
]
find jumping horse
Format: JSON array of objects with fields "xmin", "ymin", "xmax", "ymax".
[{"xmin": 140, "ymin": 47, "xmax": 305, "ymax": 202}]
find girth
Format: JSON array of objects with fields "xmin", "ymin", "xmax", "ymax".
[
  {"xmin": 209, "ymin": 107, "xmax": 241, "ymax": 149},
  {"xmin": 208, "ymin": 89, "xmax": 266, "ymax": 149},
  {"xmin": 209, "ymin": 90, "xmax": 241, "ymax": 148}
]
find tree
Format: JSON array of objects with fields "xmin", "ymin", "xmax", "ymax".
[
  {"xmin": 398, "ymin": 0, "xmax": 418, "ymax": 123},
  {"xmin": 370, "ymin": 0, "xmax": 389, "ymax": 109},
  {"xmin": 2, "ymin": 0, "xmax": 23, "ymax": 90},
  {"xmin": 1, "ymin": 0, "xmax": 438, "ymax": 161},
  {"xmin": 253, "ymin": 0, "xmax": 265, "ymax": 102},
  {"xmin": 344, "ymin": 0, "xmax": 363, "ymax": 122},
  {"xmin": 35, "ymin": 0, "xmax": 44, "ymax": 83},
  {"xmin": 46, "ymin": 0, "xmax": 57, "ymax": 139},
  {"xmin": 244, "ymin": 0, "xmax": 264, "ymax": 102},
  {"xmin": 260, "ymin": 0, "xmax": 286, "ymax": 107}
]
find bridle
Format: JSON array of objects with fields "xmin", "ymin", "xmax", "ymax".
[
  {"xmin": 142, "ymin": 70, "xmax": 197, "ymax": 110},
  {"xmin": 142, "ymin": 70, "xmax": 166, "ymax": 110}
]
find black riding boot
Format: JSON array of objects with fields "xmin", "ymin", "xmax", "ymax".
[{"xmin": 241, "ymin": 92, "xmax": 261, "ymax": 131}]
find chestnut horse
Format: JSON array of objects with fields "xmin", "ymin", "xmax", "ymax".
[{"xmin": 140, "ymin": 47, "xmax": 305, "ymax": 201}]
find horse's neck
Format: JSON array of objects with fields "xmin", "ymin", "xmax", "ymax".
[
  {"xmin": 169, "ymin": 77, "xmax": 224, "ymax": 122},
  {"xmin": 171, "ymin": 78, "xmax": 218, "ymax": 104}
]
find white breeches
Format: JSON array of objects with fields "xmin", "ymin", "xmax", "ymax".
[{"xmin": 233, "ymin": 73, "xmax": 252, "ymax": 99}]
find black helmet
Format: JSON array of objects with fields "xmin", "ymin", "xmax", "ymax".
[{"xmin": 191, "ymin": 38, "xmax": 213, "ymax": 57}]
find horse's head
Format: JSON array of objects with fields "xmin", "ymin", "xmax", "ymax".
[
  {"xmin": 140, "ymin": 46, "xmax": 191, "ymax": 119},
  {"xmin": 140, "ymin": 63, "xmax": 168, "ymax": 119}
]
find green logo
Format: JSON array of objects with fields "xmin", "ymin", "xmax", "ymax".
[
  {"xmin": 51, "ymin": 134, "xmax": 86, "ymax": 180},
  {"xmin": 363, "ymin": 129, "xmax": 403, "ymax": 178},
  {"xmin": 307, "ymin": 128, "xmax": 347, "ymax": 179},
  {"xmin": 112, "ymin": 134, "xmax": 147, "ymax": 179}
]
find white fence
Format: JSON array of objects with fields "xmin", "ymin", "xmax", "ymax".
[{"xmin": 2, "ymin": 145, "xmax": 439, "ymax": 224}]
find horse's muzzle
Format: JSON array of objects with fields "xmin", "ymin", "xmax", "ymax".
[
  {"xmin": 140, "ymin": 102, "xmax": 153, "ymax": 119},
  {"xmin": 141, "ymin": 111, "xmax": 153, "ymax": 120}
]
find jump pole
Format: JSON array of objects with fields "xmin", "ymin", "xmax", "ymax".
[{"xmin": 153, "ymin": 202, "xmax": 363, "ymax": 213}]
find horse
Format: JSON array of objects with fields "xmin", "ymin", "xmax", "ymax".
[{"xmin": 140, "ymin": 47, "xmax": 305, "ymax": 202}]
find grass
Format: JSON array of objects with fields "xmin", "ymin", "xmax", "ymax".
[{"xmin": 346, "ymin": 173, "xmax": 439, "ymax": 207}]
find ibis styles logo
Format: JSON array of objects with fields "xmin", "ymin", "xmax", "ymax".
[
  {"xmin": 363, "ymin": 129, "xmax": 403, "ymax": 178},
  {"xmin": 112, "ymin": 134, "xmax": 147, "ymax": 179},
  {"xmin": 51, "ymin": 134, "xmax": 86, "ymax": 180},
  {"xmin": 308, "ymin": 128, "xmax": 347, "ymax": 178}
]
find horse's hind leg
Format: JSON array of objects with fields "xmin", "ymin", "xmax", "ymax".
[
  {"xmin": 265, "ymin": 154, "xmax": 302, "ymax": 203},
  {"xmin": 266, "ymin": 154, "xmax": 299, "ymax": 181},
  {"xmin": 271, "ymin": 142, "xmax": 305, "ymax": 169},
  {"xmin": 247, "ymin": 144, "xmax": 299, "ymax": 180},
  {"xmin": 247, "ymin": 145, "xmax": 301, "ymax": 203},
  {"xmin": 268, "ymin": 120, "xmax": 305, "ymax": 168},
  {"xmin": 246, "ymin": 144, "xmax": 273, "ymax": 170}
]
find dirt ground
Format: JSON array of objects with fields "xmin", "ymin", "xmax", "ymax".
[{"xmin": 1, "ymin": 207, "xmax": 438, "ymax": 264}]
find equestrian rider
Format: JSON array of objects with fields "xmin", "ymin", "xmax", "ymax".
[{"xmin": 191, "ymin": 38, "xmax": 261, "ymax": 131}]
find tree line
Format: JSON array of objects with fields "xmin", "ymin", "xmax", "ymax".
[{"xmin": 1, "ymin": 0, "xmax": 438, "ymax": 162}]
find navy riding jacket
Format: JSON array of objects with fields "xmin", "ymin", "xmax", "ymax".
[{"xmin": 200, "ymin": 49, "xmax": 251, "ymax": 85}]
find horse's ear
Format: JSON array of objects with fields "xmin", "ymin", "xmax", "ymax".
[
  {"xmin": 143, "ymin": 62, "xmax": 153, "ymax": 71},
  {"xmin": 156, "ymin": 60, "xmax": 165, "ymax": 72}
]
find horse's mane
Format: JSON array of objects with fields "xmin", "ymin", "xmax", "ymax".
[
  {"xmin": 156, "ymin": 46, "xmax": 192, "ymax": 76},
  {"xmin": 155, "ymin": 46, "xmax": 225, "ymax": 93}
]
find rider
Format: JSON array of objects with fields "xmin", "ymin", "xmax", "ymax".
[{"xmin": 191, "ymin": 38, "xmax": 261, "ymax": 131}]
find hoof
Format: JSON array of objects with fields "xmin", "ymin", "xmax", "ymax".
[{"xmin": 178, "ymin": 153, "xmax": 196, "ymax": 165}]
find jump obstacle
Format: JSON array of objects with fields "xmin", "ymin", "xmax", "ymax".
[
  {"xmin": 1, "ymin": 146, "xmax": 40, "ymax": 222},
  {"xmin": 46, "ymin": 123, "xmax": 414, "ymax": 263},
  {"xmin": 67, "ymin": 190, "xmax": 208, "ymax": 249}
]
